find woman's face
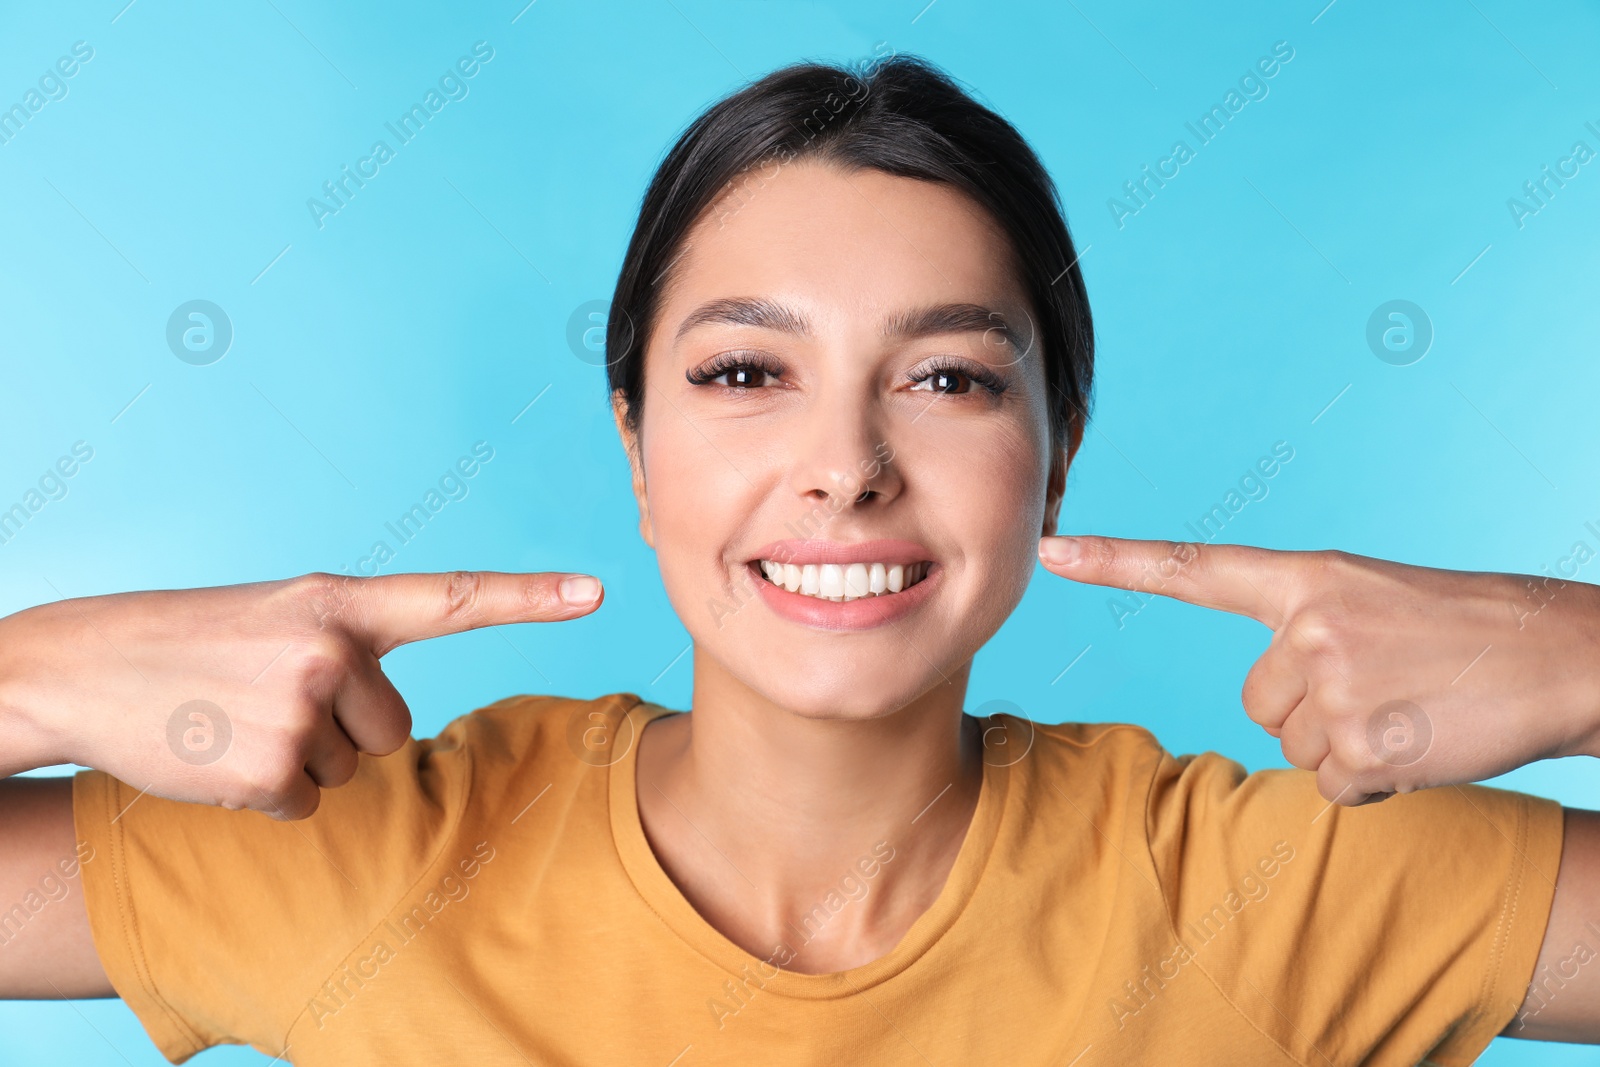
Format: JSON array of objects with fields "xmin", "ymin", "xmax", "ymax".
[{"xmin": 618, "ymin": 160, "xmax": 1067, "ymax": 720}]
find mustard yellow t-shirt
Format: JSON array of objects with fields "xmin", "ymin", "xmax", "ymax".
[{"xmin": 73, "ymin": 693, "xmax": 1563, "ymax": 1066}]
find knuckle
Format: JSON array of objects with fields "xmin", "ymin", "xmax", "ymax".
[
  {"xmin": 238, "ymin": 771, "xmax": 287, "ymax": 811},
  {"xmin": 1154, "ymin": 541, "xmax": 1200, "ymax": 582},
  {"xmin": 1321, "ymin": 548, "xmax": 1357, "ymax": 570},
  {"xmin": 214, "ymin": 785, "xmax": 250, "ymax": 812},
  {"xmin": 1084, "ymin": 536, "xmax": 1121, "ymax": 572},
  {"xmin": 1316, "ymin": 692, "xmax": 1356, "ymax": 733},
  {"xmin": 1238, "ymin": 677, "xmax": 1259, "ymax": 716},
  {"xmin": 329, "ymin": 756, "xmax": 359, "ymax": 788},
  {"xmin": 1323, "ymin": 715, "xmax": 1374, "ymax": 770},
  {"xmin": 294, "ymin": 570, "xmax": 337, "ymax": 595},
  {"xmin": 285, "ymin": 638, "xmax": 352, "ymax": 695},
  {"xmin": 378, "ymin": 713, "xmax": 414, "ymax": 754},
  {"xmin": 1238, "ymin": 673, "xmax": 1272, "ymax": 721},
  {"xmin": 1288, "ymin": 611, "xmax": 1346, "ymax": 660},
  {"xmin": 1279, "ymin": 738, "xmax": 1317, "ymax": 770},
  {"xmin": 519, "ymin": 575, "xmax": 563, "ymax": 616},
  {"xmin": 298, "ymin": 571, "xmax": 363, "ymax": 629},
  {"xmin": 1304, "ymin": 549, "xmax": 1362, "ymax": 593},
  {"xmin": 1307, "ymin": 549, "xmax": 1348, "ymax": 578},
  {"xmin": 274, "ymin": 789, "xmax": 320, "ymax": 821},
  {"xmin": 253, "ymin": 764, "xmax": 307, "ymax": 810},
  {"xmin": 441, "ymin": 571, "xmax": 484, "ymax": 621},
  {"xmin": 290, "ymin": 570, "xmax": 338, "ymax": 609}
]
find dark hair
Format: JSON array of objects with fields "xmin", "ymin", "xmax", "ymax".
[{"xmin": 606, "ymin": 53, "xmax": 1093, "ymax": 449}]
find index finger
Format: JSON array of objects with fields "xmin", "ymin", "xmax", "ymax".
[
  {"xmin": 332, "ymin": 570, "xmax": 604, "ymax": 656},
  {"xmin": 1038, "ymin": 535, "xmax": 1297, "ymax": 625}
]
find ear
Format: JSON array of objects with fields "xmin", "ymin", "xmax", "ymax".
[
  {"xmin": 1041, "ymin": 412, "xmax": 1084, "ymax": 538},
  {"xmin": 610, "ymin": 391, "xmax": 656, "ymax": 549}
]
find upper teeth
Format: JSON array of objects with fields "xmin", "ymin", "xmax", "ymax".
[{"xmin": 757, "ymin": 560, "xmax": 929, "ymax": 601}]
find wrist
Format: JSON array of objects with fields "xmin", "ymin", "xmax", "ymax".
[
  {"xmin": 0, "ymin": 611, "xmax": 75, "ymax": 775},
  {"xmin": 1580, "ymin": 588, "xmax": 1600, "ymax": 759}
]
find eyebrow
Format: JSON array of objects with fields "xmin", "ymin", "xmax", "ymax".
[
  {"xmin": 673, "ymin": 297, "xmax": 1014, "ymax": 346},
  {"xmin": 881, "ymin": 302, "xmax": 1014, "ymax": 346},
  {"xmin": 674, "ymin": 298, "xmax": 810, "ymax": 342}
]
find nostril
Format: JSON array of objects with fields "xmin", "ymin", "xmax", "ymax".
[{"xmin": 855, "ymin": 488, "xmax": 875, "ymax": 504}]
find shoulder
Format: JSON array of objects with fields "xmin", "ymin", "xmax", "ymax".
[
  {"xmin": 424, "ymin": 691, "xmax": 652, "ymax": 762},
  {"xmin": 1015, "ymin": 716, "xmax": 1209, "ymax": 802},
  {"xmin": 1011, "ymin": 717, "xmax": 1333, "ymax": 858},
  {"xmin": 1018, "ymin": 717, "xmax": 1168, "ymax": 769},
  {"xmin": 411, "ymin": 691, "xmax": 659, "ymax": 815}
]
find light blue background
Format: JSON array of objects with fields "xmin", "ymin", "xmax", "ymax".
[{"xmin": 2, "ymin": 0, "xmax": 1597, "ymax": 1063}]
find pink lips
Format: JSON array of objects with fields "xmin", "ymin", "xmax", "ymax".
[
  {"xmin": 746, "ymin": 539, "xmax": 938, "ymax": 632},
  {"xmin": 749, "ymin": 538, "xmax": 930, "ymax": 566}
]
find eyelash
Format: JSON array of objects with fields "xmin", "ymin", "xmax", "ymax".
[
  {"xmin": 684, "ymin": 350, "xmax": 785, "ymax": 388},
  {"xmin": 685, "ymin": 353, "xmax": 1008, "ymax": 396},
  {"xmin": 906, "ymin": 356, "xmax": 1007, "ymax": 396}
]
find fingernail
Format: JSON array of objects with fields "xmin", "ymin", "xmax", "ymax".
[
  {"xmin": 559, "ymin": 575, "xmax": 601, "ymax": 606},
  {"xmin": 1039, "ymin": 536, "xmax": 1082, "ymax": 566}
]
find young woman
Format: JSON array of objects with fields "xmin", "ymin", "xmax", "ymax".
[{"xmin": 0, "ymin": 55, "xmax": 1596, "ymax": 1065}]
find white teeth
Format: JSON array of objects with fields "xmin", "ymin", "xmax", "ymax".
[
  {"xmin": 756, "ymin": 558, "xmax": 929, "ymax": 602},
  {"xmin": 819, "ymin": 563, "xmax": 844, "ymax": 597},
  {"xmin": 844, "ymin": 563, "xmax": 869, "ymax": 597}
]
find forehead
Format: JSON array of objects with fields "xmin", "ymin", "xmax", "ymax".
[{"xmin": 652, "ymin": 160, "xmax": 1028, "ymax": 344}]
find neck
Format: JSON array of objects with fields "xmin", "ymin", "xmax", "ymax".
[{"xmin": 634, "ymin": 648, "xmax": 985, "ymax": 972}]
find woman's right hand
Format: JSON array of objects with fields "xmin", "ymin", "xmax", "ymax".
[{"xmin": 0, "ymin": 570, "xmax": 604, "ymax": 819}]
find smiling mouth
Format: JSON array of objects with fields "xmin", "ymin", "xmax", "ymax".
[{"xmin": 753, "ymin": 559, "xmax": 932, "ymax": 603}]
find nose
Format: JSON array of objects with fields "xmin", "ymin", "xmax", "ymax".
[{"xmin": 786, "ymin": 392, "xmax": 902, "ymax": 513}]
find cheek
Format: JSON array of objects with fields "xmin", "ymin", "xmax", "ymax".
[
  {"xmin": 639, "ymin": 419, "xmax": 760, "ymax": 602},
  {"xmin": 920, "ymin": 414, "xmax": 1049, "ymax": 568}
]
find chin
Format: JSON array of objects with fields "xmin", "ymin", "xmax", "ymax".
[{"xmin": 722, "ymin": 656, "xmax": 954, "ymax": 722}]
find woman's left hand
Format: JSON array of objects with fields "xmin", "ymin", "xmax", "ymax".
[{"xmin": 1038, "ymin": 535, "xmax": 1600, "ymax": 804}]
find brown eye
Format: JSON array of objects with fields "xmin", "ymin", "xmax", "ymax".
[
  {"xmin": 721, "ymin": 365, "xmax": 769, "ymax": 388},
  {"xmin": 686, "ymin": 353, "xmax": 784, "ymax": 388},
  {"xmin": 911, "ymin": 370, "xmax": 971, "ymax": 394}
]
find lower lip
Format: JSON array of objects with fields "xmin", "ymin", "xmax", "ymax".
[{"xmin": 749, "ymin": 562, "xmax": 940, "ymax": 631}]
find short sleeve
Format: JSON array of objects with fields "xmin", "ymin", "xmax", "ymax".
[
  {"xmin": 72, "ymin": 708, "xmax": 483, "ymax": 1064},
  {"xmin": 1144, "ymin": 751, "xmax": 1565, "ymax": 1067}
]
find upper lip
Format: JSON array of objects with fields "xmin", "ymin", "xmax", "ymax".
[{"xmin": 748, "ymin": 539, "xmax": 932, "ymax": 566}]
